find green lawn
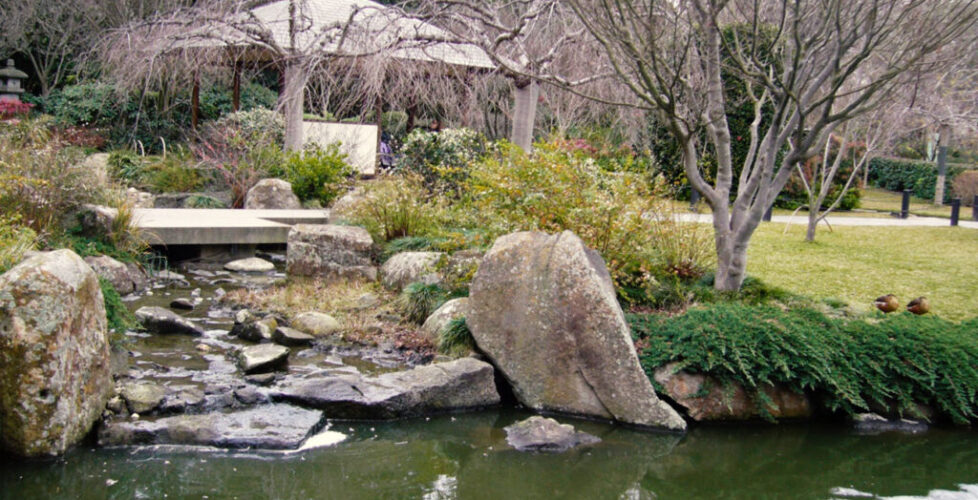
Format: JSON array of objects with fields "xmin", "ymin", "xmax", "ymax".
[{"xmin": 747, "ymin": 224, "xmax": 978, "ymax": 320}]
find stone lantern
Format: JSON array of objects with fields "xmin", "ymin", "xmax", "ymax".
[{"xmin": 0, "ymin": 59, "xmax": 28, "ymax": 102}]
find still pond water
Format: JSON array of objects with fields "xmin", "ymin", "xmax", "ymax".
[{"xmin": 2, "ymin": 411, "xmax": 976, "ymax": 500}]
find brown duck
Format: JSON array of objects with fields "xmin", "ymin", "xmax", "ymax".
[
  {"xmin": 906, "ymin": 297, "xmax": 930, "ymax": 315},
  {"xmin": 874, "ymin": 294, "xmax": 900, "ymax": 313}
]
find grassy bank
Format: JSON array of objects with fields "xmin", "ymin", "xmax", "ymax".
[{"xmin": 748, "ymin": 224, "xmax": 978, "ymax": 320}]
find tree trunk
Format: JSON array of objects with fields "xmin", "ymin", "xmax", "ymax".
[
  {"xmin": 510, "ymin": 79, "xmax": 538, "ymax": 151},
  {"xmin": 282, "ymin": 61, "xmax": 308, "ymax": 152},
  {"xmin": 713, "ymin": 230, "xmax": 749, "ymax": 291},
  {"xmin": 934, "ymin": 123, "xmax": 951, "ymax": 205},
  {"xmin": 805, "ymin": 209, "xmax": 818, "ymax": 242}
]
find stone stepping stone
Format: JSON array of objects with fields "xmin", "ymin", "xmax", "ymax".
[
  {"xmin": 238, "ymin": 344, "xmax": 290, "ymax": 374},
  {"xmin": 135, "ymin": 306, "xmax": 204, "ymax": 336},
  {"xmin": 273, "ymin": 326, "xmax": 316, "ymax": 347},
  {"xmin": 504, "ymin": 416, "xmax": 600, "ymax": 453},
  {"xmin": 224, "ymin": 257, "xmax": 275, "ymax": 273}
]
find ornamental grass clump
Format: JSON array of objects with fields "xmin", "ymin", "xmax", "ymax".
[
  {"xmin": 438, "ymin": 316, "xmax": 475, "ymax": 357},
  {"xmin": 629, "ymin": 303, "xmax": 978, "ymax": 423},
  {"xmin": 399, "ymin": 282, "xmax": 448, "ymax": 324},
  {"xmin": 335, "ymin": 174, "xmax": 448, "ymax": 242}
]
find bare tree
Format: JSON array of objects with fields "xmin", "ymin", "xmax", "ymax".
[{"xmin": 544, "ymin": 0, "xmax": 978, "ymax": 290}]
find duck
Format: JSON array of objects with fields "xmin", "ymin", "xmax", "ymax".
[
  {"xmin": 906, "ymin": 296, "xmax": 930, "ymax": 315},
  {"xmin": 874, "ymin": 294, "xmax": 900, "ymax": 313}
]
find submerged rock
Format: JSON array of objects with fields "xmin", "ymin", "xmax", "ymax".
[
  {"xmin": 504, "ymin": 416, "xmax": 600, "ymax": 453},
  {"xmin": 380, "ymin": 251, "xmax": 444, "ymax": 290},
  {"xmin": 653, "ymin": 363, "xmax": 812, "ymax": 422},
  {"xmin": 169, "ymin": 298, "xmax": 195, "ymax": 310},
  {"xmin": 244, "ymin": 178, "xmax": 301, "ymax": 210},
  {"xmin": 468, "ymin": 231, "xmax": 686, "ymax": 431},
  {"xmin": 98, "ymin": 404, "xmax": 324, "ymax": 449},
  {"xmin": 292, "ymin": 312, "xmax": 341, "ymax": 337},
  {"xmin": 224, "ymin": 257, "xmax": 275, "ymax": 273},
  {"xmin": 231, "ymin": 314, "xmax": 277, "ymax": 343},
  {"xmin": 238, "ymin": 344, "xmax": 290, "ymax": 374},
  {"xmin": 852, "ymin": 413, "xmax": 929, "ymax": 434},
  {"xmin": 0, "ymin": 249, "xmax": 113, "ymax": 457},
  {"xmin": 134, "ymin": 306, "xmax": 204, "ymax": 336},
  {"xmin": 271, "ymin": 357, "xmax": 499, "ymax": 419},
  {"xmin": 287, "ymin": 224, "xmax": 377, "ymax": 281}
]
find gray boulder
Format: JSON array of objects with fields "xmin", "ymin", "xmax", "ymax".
[
  {"xmin": 468, "ymin": 231, "xmax": 686, "ymax": 431},
  {"xmin": 125, "ymin": 187, "xmax": 155, "ymax": 208},
  {"xmin": 271, "ymin": 357, "xmax": 499, "ymax": 419},
  {"xmin": 421, "ymin": 298, "xmax": 469, "ymax": 344},
  {"xmin": 85, "ymin": 255, "xmax": 148, "ymax": 295},
  {"xmin": 244, "ymin": 178, "xmax": 301, "ymax": 209},
  {"xmin": 653, "ymin": 363, "xmax": 812, "ymax": 422},
  {"xmin": 0, "ymin": 249, "xmax": 113, "ymax": 457},
  {"xmin": 292, "ymin": 312, "xmax": 341, "ymax": 337},
  {"xmin": 120, "ymin": 381, "xmax": 167, "ymax": 414},
  {"xmin": 134, "ymin": 306, "xmax": 204, "ymax": 336},
  {"xmin": 238, "ymin": 344, "xmax": 290, "ymax": 374},
  {"xmin": 504, "ymin": 416, "xmax": 600, "ymax": 453},
  {"xmin": 76, "ymin": 204, "xmax": 117, "ymax": 238},
  {"xmin": 224, "ymin": 257, "xmax": 275, "ymax": 273},
  {"xmin": 273, "ymin": 326, "xmax": 315, "ymax": 347},
  {"xmin": 230, "ymin": 312, "xmax": 277, "ymax": 342},
  {"xmin": 287, "ymin": 224, "xmax": 377, "ymax": 281},
  {"xmin": 380, "ymin": 251, "xmax": 444, "ymax": 290},
  {"xmin": 97, "ymin": 404, "xmax": 324, "ymax": 449}
]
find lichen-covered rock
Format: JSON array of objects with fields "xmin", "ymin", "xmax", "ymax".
[
  {"xmin": 231, "ymin": 314, "xmax": 277, "ymax": 342},
  {"xmin": 0, "ymin": 249, "xmax": 113, "ymax": 457},
  {"xmin": 287, "ymin": 224, "xmax": 377, "ymax": 281},
  {"xmin": 653, "ymin": 363, "xmax": 812, "ymax": 422},
  {"xmin": 504, "ymin": 416, "xmax": 600, "ymax": 453},
  {"xmin": 244, "ymin": 178, "xmax": 302, "ymax": 209},
  {"xmin": 125, "ymin": 187, "xmax": 155, "ymax": 208},
  {"xmin": 120, "ymin": 381, "xmax": 167, "ymax": 414},
  {"xmin": 271, "ymin": 358, "xmax": 499, "ymax": 419},
  {"xmin": 421, "ymin": 298, "xmax": 469, "ymax": 344},
  {"xmin": 84, "ymin": 255, "xmax": 148, "ymax": 295},
  {"xmin": 273, "ymin": 326, "xmax": 315, "ymax": 347},
  {"xmin": 380, "ymin": 251, "xmax": 444, "ymax": 290},
  {"xmin": 76, "ymin": 204, "xmax": 117, "ymax": 238},
  {"xmin": 134, "ymin": 306, "xmax": 204, "ymax": 336},
  {"xmin": 292, "ymin": 312, "xmax": 341, "ymax": 337},
  {"xmin": 468, "ymin": 231, "xmax": 685, "ymax": 431}
]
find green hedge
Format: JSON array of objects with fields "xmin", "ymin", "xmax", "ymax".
[
  {"xmin": 867, "ymin": 157, "xmax": 973, "ymax": 203},
  {"xmin": 628, "ymin": 303, "xmax": 978, "ymax": 423}
]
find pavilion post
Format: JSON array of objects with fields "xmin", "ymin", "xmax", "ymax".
[
  {"xmin": 191, "ymin": 70, "xmax": 200, "ymax": 131},
  {"xmin": 510, "ymin": 78, "xmax": 538, "ymax": 151}
]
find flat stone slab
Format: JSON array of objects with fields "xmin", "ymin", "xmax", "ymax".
[
  {"xmin": 97, "ymin": 404, "xmax": 324, "ymax": 449},
  {"xmin": 133, "ymin": 209, "xmax": 330, "ymax": 246},
  {"xmin": 504, "ymin": 416, "xmax": 600, "ymax": 453},
  {"xmin": 239, "ymin": 344, "xmax": 290, "ymax": 374}
]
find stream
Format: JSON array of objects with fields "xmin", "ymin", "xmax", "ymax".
[{"xmin": 1, "ymin": 258, "xmax": 976, "ymax": 499}]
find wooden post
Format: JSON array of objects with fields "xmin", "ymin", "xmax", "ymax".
[
  {"xmin": 901, "ymin": 190, "xmax": 911, "ymax": 219},
  {"xmin": 510, "ymin": 78, "xmax": 538, "ymax": 151},
  {"xmin": 191, "ymin": 70, "xmax": 200, "ymax": 131}
]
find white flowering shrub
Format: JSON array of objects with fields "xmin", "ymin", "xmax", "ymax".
[{"xmin": 396, "ymin": 127, "xmax": 489, "ymax": 195}]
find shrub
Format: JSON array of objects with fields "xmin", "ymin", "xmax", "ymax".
[
  {"xmin": 198, "ymin": 83, "xmax": 278, "ymax": 121},
  {"xmin": 99, "ymin": 277, "xmax": 138, "ymax": 337},
  {"xmin": 195, "ymin": 109, "xmax": 286, "ymax": 207},
  {"xmin": 629, "ymin": 304, "xmax": 978, "ymax": 423},
  {"xmin": 145, "ymin": 155, "xmax": 206, "ymax": 193},
  {"xmin": 0, "ymin": 99, "xmax": 34, "ymax": 119},
  {"xmin": 399, "ymin": 282, "xmax": 448, "ymax": 324},
  {"xmin": 464, "ymin": 141, "xmax": 713, "ymax": 290},
  {"xmin": 868, "ymin": 157, "xmax": 968, "ymax": 203},
  {"xmin": 276, "ymin": 143, "xmax": 353, "ymax": 206},
  {"xmin": 185, "ymin": 194, "xmax": 227, "ymax": 208},
  {"xmin": 397, "ymin": 127, "xmax": 489, "ymax": 195},
  {"xmin": 107, "ymin": 150, "xmax": 144, "ymax": 185},
  {"xmin": 952, "ymin": 170, "xmax": 978, "ymax": 206},
  {"xmin": 438, "ymin": 316, "xmax": 475, "ymax": 356},
  {"xmin": 0, "ymin": 215, "xmax": 37, "ymax": 273},
  {"xmin": 335, "ymin": 174, "xmax": 444, "ymax": 241}
]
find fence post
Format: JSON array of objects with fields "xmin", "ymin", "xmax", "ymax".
[
  {"xmin": 901, "ymin": 190, "xmax": 911, "ymax": 219},
  {"xmin": 950, "ymin": 198, "xmax": 961, "ymax": 226},
  {"xmin": 689, "ymin": 188, "xmax": 701, "ymax": 210},
  {"xmin": 973, "ymin": 195, "xmax": 978, "ymax": 221}
]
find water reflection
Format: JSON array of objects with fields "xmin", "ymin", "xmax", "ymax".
[{"xmin": 2, "ymin": 411, "xmax": 976, "ymax": 500}]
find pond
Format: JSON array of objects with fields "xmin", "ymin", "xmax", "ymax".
[{"xmin": 2, "ymin": 412, "xmax": 977, "ymax": 499}]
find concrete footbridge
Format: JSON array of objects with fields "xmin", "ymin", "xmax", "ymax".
[{"xmin": 133, "ymin": 208, "xmax": 331, "ymax": 246}]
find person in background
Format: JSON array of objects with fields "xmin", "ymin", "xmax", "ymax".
[
  {"xmin": 379, "ymin": 132, "xmax": 394, "ymax": 171},
  {"xmin": 428, "ymin": 119, "xmax": 441, "ymax": 133}
]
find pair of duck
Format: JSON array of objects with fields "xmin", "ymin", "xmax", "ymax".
[{"xmin": 874, "ymin": 295, "xmax": 930, "ymax": 315}]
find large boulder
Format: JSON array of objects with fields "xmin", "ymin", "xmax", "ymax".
[
  {"xmin": 244, "ymin": 178, "xmax": 301, "ymax": 209},
  {"xmin": 653, "ymin": 363, "xmax": 812, "ymax": 422},
  {"xmin": 84, "ymin": 255, "xmax": 148, "ymax": 295},
  {"xmin": 292, "ymin": 312, "xmax": 341, "ymax": 337},
  {"xmin": 287, "ymin": 224, "xmax": 377, "ymax": 281},
  {"xmin": 421, "ymin": 298, "xmax": 469, "ymax": 344},
  {"xmin": 380, "ymin": 251, "xmax": 444, "ymax": 290},
  {"xmin": 0, "ymin": 249, "xmax": 113, "ymax": 457},
  {"xmin": 271, "ymin": 357, "xmax": 499, "ymax": 419},
  {"xmin": 467, "ymin": 231, "xmax": 686, "ymax": 431},
  {"xmin": 238, "ymin": 344, "xmax": 290, "ymax": 374},
  {"xmin": 224, "ymin": 257, "xmax": 275, "ymax": 273}
]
